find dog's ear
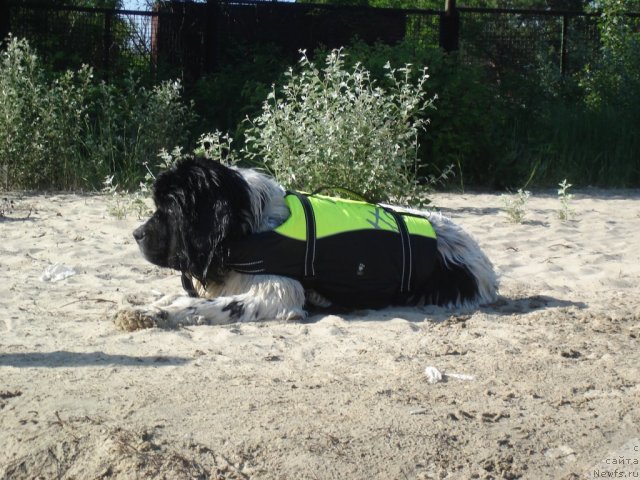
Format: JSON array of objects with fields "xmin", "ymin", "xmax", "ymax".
[{"xmin": 154, "ymin": 157, "xmax": 252, "ymax": 284}]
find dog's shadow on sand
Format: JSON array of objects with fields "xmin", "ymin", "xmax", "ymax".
[
  {"xmin": 306, "ymin": 294, "xmax": 587, "ymax": 324},
  {"xmin": 486, "ymin": 295, "xmax": 587, "ymax": 315}
]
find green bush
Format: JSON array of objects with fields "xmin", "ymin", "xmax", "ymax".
[
  {"xmin": 517, "ymin": 1, "xmax": 640, "ymax": 188},
  {"xmin": 244, "ymin": 49, "xmax": 435, "ymax": 204},
  {"xmin": 0, "ymin": 37, "xmax": 194, "ymax": 191},
  {"xmin": 85, "ymin": 76, "xmax": 194, "ymax": 190},
  {"xmin": 191, "ymin": 43, "xmax": 292, "ymax": 140},
  {"xmin": 581, "ymin": 0, "xmax": 640, "ymax": 112},
  {"xmin": 0, "ymin": 37, "xmax": 91, "ymax": 189},
  {"xmin": 328, "ymin": 23, "xmax": 639, "ymax": 190},
  {"xmin": 336, "ymin": 40, "xmax": 514, "ymax": 188}
]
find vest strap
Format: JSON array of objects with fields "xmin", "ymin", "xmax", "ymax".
[
  {"xmin": 291, "ymin": 191, "xmax": 317, "ymax": 278},
  {"xmin": 384, "ymin": 209, "xmax": 412, "ymax": 293}
]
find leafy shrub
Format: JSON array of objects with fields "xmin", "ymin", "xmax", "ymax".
[
  {"xmin": 501, "ymin": 189, "xmax": 531, "ymax": 224},
  {"xmin": 0, "ymin": 37, "xmax": 92, "ymax": 189},
  {"xmin": 0, "ymin": 36, "xmax": 194, "ymax": 191},
  {"xmin": 331, "ymin": 19, "xmax": 638, "ymax": 190},
  {"xmin": 244, "ymin": 49, "xmax": 435, "ymax": 204},
  {"xmin": 195, "ymin": 131, "xmax": 239, "ymax": 165},
  {"xmin": 557, "ymin": 179, "xmax": 574, "ymax": 221},
  {"xmin": 581, "ymin": 0, "xmax": 640, "ymax": 112},
  {"xmin": 191, "ymin": 42, "xmax": 292, "ymax": 140},
  {"xmin": 325, "ymin": 39, "xmax": 515, "ymax": 189}
]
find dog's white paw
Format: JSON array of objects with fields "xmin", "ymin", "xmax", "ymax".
[
  {"xmin": 114, "ymin": 307, "xmax": 167, "ymax": 331},
  {"xmin": 283, "ymin": 308, "xmax": 306, "ymax": 322}
]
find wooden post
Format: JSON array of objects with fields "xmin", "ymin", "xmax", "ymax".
[{"xmin": 439, "ymin": 0, "xmax": 460, "ymax": 52}]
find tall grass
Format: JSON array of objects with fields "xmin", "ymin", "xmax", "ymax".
[
  {"xmin": 84, "ymin": 77, "xmax": 194, "ymax": 189},
  {"xmin": 546, "ymin": 106, "xmax": 638, "ymax": 186},
  {"xmin": 510, "ymin": 103, "xmax": 640, "ymax": 188}
]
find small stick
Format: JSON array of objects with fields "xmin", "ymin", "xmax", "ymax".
[{"xmin": 58, "ymin": 298, "xmax": 117, "ymax": 309}]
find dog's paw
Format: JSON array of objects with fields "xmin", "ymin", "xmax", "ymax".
[
  {"xmin": 114, "ymin": 308, "xmax": 167, "ymax": 331},
  {"xmin": 283, "ymin": 308, "xmax": 307, "ymax": 322}
]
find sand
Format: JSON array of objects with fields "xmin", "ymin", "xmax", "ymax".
[{"xmin": 1, "ymin": 189, "xmax": 639, "ymax": 479}]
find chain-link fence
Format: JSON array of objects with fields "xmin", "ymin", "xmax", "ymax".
[
  {"xmin": 459, "ymin": 8, "xmax": 603, "ymax": 78},
  {"xmin": 5, "ymin": 3, "xmax": 161, "ymax": 78},
  {"xmin": 3, "ymin": 1, "xmax": 639, "ymax": 82},
  {"xmin": 153, "ymin": 1, "xmax": 421, "ymax": 80}
]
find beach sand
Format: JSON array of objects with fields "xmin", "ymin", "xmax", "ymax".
[{"xmin": 1, "ymin": 190, "xmax": 639, "ymax": 479}]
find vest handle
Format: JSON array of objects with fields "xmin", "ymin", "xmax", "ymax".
[{"xmin": 310, "ymin": 185, "xmax": 375, "ymax": 204}]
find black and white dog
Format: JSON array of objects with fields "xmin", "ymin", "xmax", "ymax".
[{"xmin": 115, "ymin": 157, "xmax": 497, "ymax": 331}]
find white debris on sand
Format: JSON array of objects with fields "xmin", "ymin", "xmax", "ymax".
[{"xmin": 39, "ymin": 264, "xmax": 76, "ymax": 282}]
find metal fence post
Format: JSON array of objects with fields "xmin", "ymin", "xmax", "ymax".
[
  {"xmin": 0, "ymin": 0, "xmax": 7, "ymax": 189},
  {"xmin": 205, "ymin": 0, "xmax": 219, "ymax": 73},
  {"xmin": 560, "ymin": 13, "xmax": 568, "ymax": 75},
  {"xmin": 104, "ymin": 10, "xmax": 113, "ymax": 79},
  {"xmin": 1, "ymin": 0, "xmax": 10, "ymax": 46},
  {"xmin": 439, "ymin": 0, "xmax": 460, "ymax": 52}
]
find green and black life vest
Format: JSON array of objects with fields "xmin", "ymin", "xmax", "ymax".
[{"xmin": 227, "ymin": 192, "xmax": 438, "ymax": 309}]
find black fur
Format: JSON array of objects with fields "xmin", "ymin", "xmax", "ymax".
[
  {"xmin": 222, "ymin": 300, "xmax": 246, "ymax": 320},
  {"xmin": 133, "ymin": 157, "xmax": 253, "ymax": 287},
  {"xmin": 423, "ymin": 255, "xmax": 479, "ymax": 306}
]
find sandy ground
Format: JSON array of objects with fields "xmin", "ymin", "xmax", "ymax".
[{"xmin": 0, "ymin": 189, "xmax": 639, "ymax": 480}]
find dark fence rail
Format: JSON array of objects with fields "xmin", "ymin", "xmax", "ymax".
[{"xmin": 3, "ymin": 1, "xmax": 640, "ymax": 82}]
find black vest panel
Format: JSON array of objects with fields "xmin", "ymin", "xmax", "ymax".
[{"xmin": 227, "ymin": 193, "xmax": 438, "ymax": 309}]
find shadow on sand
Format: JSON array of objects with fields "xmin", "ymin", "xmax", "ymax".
[
  {"xmin": 485, "ymin": 294, "xmax": 587, "ymax": 316},
  {"xmin": 0, "ymin": 351, "xmax": 191, "ymax": 368}
]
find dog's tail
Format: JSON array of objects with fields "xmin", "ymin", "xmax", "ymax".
[{"xmin": 423, "ymin": 212, "xmax": 498, "ymax": 308}]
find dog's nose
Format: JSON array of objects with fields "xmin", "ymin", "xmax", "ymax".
[{"xmin": 133, "ymin": 226, "xmax": 145, "ymax": 242}]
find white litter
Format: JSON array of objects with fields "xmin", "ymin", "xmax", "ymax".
[
  {"xmin": 424, "ymin": 366, "xmax": 476, "ymax": 384},
  {"xmin": 424, "ymin": 366, "xmax": 444, "ymax": 384},
  {"xmin": 446, "ymin": 372, "xmax": 476, "ymax": 381},
  {"xmin": 40, "ymin": 264, "xmax": 76, "ymax": 282}
]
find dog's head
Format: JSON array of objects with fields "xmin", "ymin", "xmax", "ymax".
[{"xmin": 133, "ymin": 157, "xmax": 252, "ymax": 285}]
